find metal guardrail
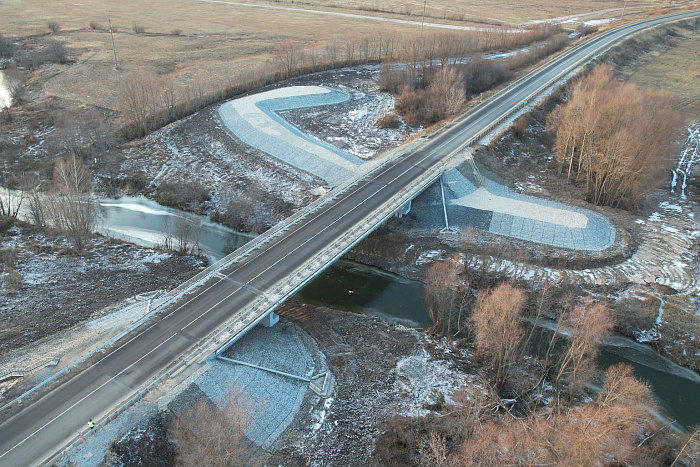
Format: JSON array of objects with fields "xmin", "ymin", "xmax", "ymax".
[{"xmin": 0, "ymin": 357, "xmax": 59, "ymax": 383}]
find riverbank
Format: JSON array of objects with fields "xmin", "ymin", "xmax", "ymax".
[{"xmin": 0, "ymin": 217, "xmax": 205, "ymax": 399}]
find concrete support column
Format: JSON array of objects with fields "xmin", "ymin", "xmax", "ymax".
[
  {"xmin": 260, "ymin": 311, "xmax": 279, "ymax": 328},
  {"xmin": 395, "ymin": 199, "xmax": 411, "ymax": 217}
]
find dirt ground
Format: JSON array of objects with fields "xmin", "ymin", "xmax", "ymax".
[
  {"xmin": 0, "ymin": 220, "xmax": 205, "ymax": 359},
  {"xmin": 264, "ymin": 303, "xmax": 472, "ymax": 467}
]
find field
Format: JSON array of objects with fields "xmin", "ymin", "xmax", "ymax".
[
  {"xmin": 617, "ymin": 26, "xmax": 700, "ymax": 121},
  {"xmin": 0, "ymin": 0, "xmax": 678, "ymax": 111}
]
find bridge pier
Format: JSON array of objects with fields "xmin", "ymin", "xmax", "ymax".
[
  {"xmin": 260, "ymin": 311, "xmax": 280, "ymax": 327},
  {"xmin": 394, "ymin": 199, "xmax": 411, "ymax": 217}
]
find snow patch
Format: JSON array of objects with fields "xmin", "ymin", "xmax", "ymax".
[
  {"xmin": 395, "ymin": 351, "xmax": 470, "ymax": 417},
  {"xmin": 416, "ymin": 250, "xmax": 444, "ymax": 266}
]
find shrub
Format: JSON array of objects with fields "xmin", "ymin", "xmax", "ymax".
[
  {"xmin": 512, "ymin": 116, "xmax": 528, "ymax": 138},
  {"xmin": 2, "ymin": 266, "xmax": 23, "ymax": 294},
  {"xmin": 133, "ymin": 24, "xmax": 146, "ymax": 34},
  {"xmin": 0, "ymin": 34, "xmax": 15, "ymax": 59},
  {"xmin": 376, "ymin": 112, "xmax": 401, "ymax": 129},
  {"xmin": 45, "ymin": 40, "xmax": 69, "ymax": 64},
  {"xmin": 89, "ymin": 21, "xmax": 103, "ymax": 30},
  {"xmin": 47, "ymin": 21, "xmax": 61, "ymax": 34},
  {"xmin": 462, "ymin": 57, "xmax": 512, "ymax": 96},
  {"xmin": 154, "ymin": 181, "xmax": 210, "ymax": 214},
  {"xmin": 171, "ymin": 28, "xmax": 183, "ymax": 36}
]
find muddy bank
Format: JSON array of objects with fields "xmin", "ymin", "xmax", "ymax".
[
  {"xmin": 266, "ymin": 303, "xmax": 460, "ymax": 466},
  {"xmin": 0, "ymin": 219, "xmax": 205, "ymax": 359}
]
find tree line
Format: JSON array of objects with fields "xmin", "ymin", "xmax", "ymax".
[
  {"xmin": 549, "ymin": 65, "xmax": 682, "ymax": 209},
  {"xmin": 397, "ymin": 254, "xmax": 700, "ymax": 466},
  {"xmin": 116, "ymin": 23, "xmax": 568, "ymax": 139},
  {"xmin": 379, "ymin": 27, "xmax": 571, "ymax": 126}
]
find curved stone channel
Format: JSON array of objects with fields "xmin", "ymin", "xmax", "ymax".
[{"xmin": 218, "ymin": 85, "xmax": 616, "ymax": 251}]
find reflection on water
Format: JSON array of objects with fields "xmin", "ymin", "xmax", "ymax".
[
  {"xmin": 296, "ymin": 259, "xmax": 700, "ymax": 429},
  {"xmin": 294, "ymin": 260, "xmax": 429, "ymax": 329},
  {"xmin": 98, "ymin": 196, "xmax": 254, "ymax": 263}
]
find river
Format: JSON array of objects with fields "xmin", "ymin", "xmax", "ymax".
[
  {"xmin": 9, "ymin": 193, "xmax": 700, "ymax": 429},
  {"xmin": 296, "ymin": 259, "xmax": 700, "ymax": 430},
  {"xmin": 97, "ymin": 196, "xmax": 254, "ymax": 263}
]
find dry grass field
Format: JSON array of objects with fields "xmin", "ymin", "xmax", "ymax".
[
  {"xmin": 618, "ymin": 27, "xmax": 700, "ymax": 122},
  {"xmin": 1, "ymin": 0, "xmax": 681, "ymax": 111},
  {"xmin": 272, "ymin": 0, "xmax": 670, "ymax": 23}
]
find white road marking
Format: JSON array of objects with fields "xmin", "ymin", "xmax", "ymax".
[{"xmin": 0, "ymin": 334, "xmax": 177, "ymax": 460}]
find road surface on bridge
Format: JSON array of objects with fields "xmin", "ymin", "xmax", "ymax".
[{"xmin": 1, "ymin": 10, "xmax": 698, "ymax": 466}]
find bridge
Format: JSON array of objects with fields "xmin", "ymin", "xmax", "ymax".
[{"xmin": 1, "ymin": 10, "xmax": 698, "ymax": 466}]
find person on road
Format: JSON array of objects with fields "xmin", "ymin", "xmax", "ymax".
[{"xmin": 88, "ymin": 419, "xmax": 95, "ymax": 430}]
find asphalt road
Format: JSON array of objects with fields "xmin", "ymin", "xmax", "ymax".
[{"xmin": 1, "ymin": 10, "xmax": 698, "ymax": 466}]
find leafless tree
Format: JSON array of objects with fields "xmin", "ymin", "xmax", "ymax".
[
  {"xmin": 549, "ymin": 65, "xmax": 682, "ymax": 208},
  {"xmin": 428, "ymin": 65, "xmax": 466, "ymax": 117},
  {"xmin": 672, "ymin": 427, "xmax": 700, "ymax": 466},
  {"xmin": 273, "ymin": 39, "xmax": 301, "ymax": 77},
  {"xmin": 46, "ymin": 155, "xmax": 98, "ymax": 254},
  {"xmin": 424, "ymin": 254, "xmax": 471, "ymax": 337},
  {"xmin": 120, "ymin": 69, "xmax": 161, "ymax": 136},
  {"xmin": 2, "ymin": 67, "xmax": 28, "ymax": 104},
  {"xmin": 0, "ymin": 179, "xmax": 23, "ymax": 218},
  {"xmin": 452, "ymin": 363, "xmax": 660, "ymax": 466},
  {"xmin": 554, "ymin": 297, "xmax": 615, "ymax": 399},
  {"xmin": 174, "ymin": 215, "xmax": 202, "ymax": 255},
  {"xmin": 160, "ymin": 215, "xmax": 202, "ymax": 255},
  {"xmin": 27, "ymin": 184, "xmax": 46, "ymax": 228},
  {"xmin": 170, "ymin": 386, "xmax": 253, "ymax": 466},
  {"xmin": 470, "ymin": 282, "xmax": 527, "ymax": 388},
  {"xmin": 51, "ymin": 107, "xmax": 115, "ymax": 160}
]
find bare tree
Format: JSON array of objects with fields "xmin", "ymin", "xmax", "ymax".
[
  {"xmin": 170, "ymin": 386, "xmax": 253, "ymax": 466},
  {"xmin": 451, "ymin": 364, "xmax": 660, "ymax": 466},
  {"xmin": 0, "ymin": 34, "xmax": 16, "ymax": 59},
  {"xmin": 120, "ymin": 70, "xmax": 161, "ymax": 136},
  {"xmin": 554, "ymin": 297, "xmax": 614, "ymax": 398},
  {"xmin": 273, "ymin": 39, "xmax": 301, "ymax": 77},
  {"xmin": 424, "ymin": 254, "xmax": 471, "ymax": 337},
  {"xmin": 27, "ymin": 184, "xmax": 46, "ymax": 228},
  {"xmin": 470, "ymin": 282, "xmax": 527, "ymax": 388},
  {"xmin": 0, "ymin": 177, "xmax": 23, "ymax": 218},
  {"xmin": 428, "ymin": 65, "xmax": 465, "ymax": 118},
  {"xmin": 160, "ymin": 215, "xmax": 202, "ymax": 255},
  {"xmin": 46, "ymin": 155, "xmax": 98, "ymax": 254},
  {"xmin": 174, "ymin": 215, "xmax": 202, "ymax": 255},
  {"xmin": 51, "ymin": 107, "xmax": 115, "ymax": 160},
  {"xmin": 2, "ymin": 67, "xmax": 28, "ymax": 104},
  {"xmin": 672, "ymin": 427, "xmax": 700, "ymax": 466},
  {"xmin": 549, "ymin": 65, "xmax": 682, "ymax": 208}
]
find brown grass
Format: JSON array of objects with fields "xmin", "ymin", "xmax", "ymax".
[
  {"xmin": 0, "ymin": 0, "xmax": 677, "ymax": 112},
  {"xmin": 261, "ymin": 0, "xmax": 671, "ymax": 24},
  {"xmin": 616, "ymin": 26, "xmax": 700, "ymax": 122}
]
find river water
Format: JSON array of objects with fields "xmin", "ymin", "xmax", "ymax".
[
  {"xmin": 11, "ymin": 193, "xmax": 700, "ymax": 429},
  {"xmin": 296, "ymin": 260, "xmax": 700, "ymax": 430},
  {"xmin": 97, "ymin": 196, "xmax": 254, "ymax": 263}
]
